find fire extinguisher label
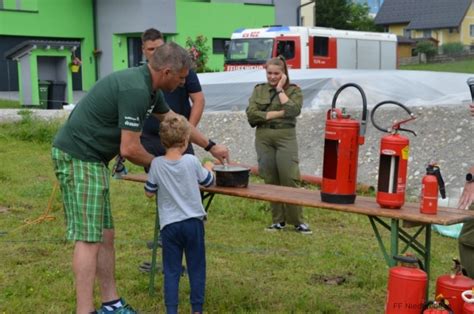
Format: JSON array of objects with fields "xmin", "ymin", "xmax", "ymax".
[
  {"xmin": 401, "ymin": 146, "xmax": 409, "ymax": 160},
  {"xmin": 381, "ymin": 149, "xmax": 396, "ymax": 155}
]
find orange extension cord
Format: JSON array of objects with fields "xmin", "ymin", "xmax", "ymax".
[{"xmin": 11, "ymin": 181, "xmax": 58, "ymax": 232}]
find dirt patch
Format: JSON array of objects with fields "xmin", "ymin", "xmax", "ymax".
[
  {"xmin": 308, "ymin": 272, "xmax": 353, "ymax": 286},
  {"xmin": 0, "ymin": 205, "xmax": 9, "ymax": 213}
]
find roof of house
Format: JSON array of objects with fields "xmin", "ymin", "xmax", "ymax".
[
  {"xmin": 5, "ymin": 40, "xmax": 81, "ymax": 60},
  {"xmin": 374, "ymin": 0, "xmax": 471, "ymax": 30},
  {"xmin": 396, "ymin": 35, "xmax": 416, "ymax": 45}
]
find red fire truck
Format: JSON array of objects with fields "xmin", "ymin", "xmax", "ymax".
[{"xmin": 224, "ymin": 26, "xmax": 397, "ymax": 71}]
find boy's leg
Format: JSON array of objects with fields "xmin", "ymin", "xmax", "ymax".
[
  {"xmin": 183, "ymin": 219, "xmax": 206, "ymax": 313},
  {"xmin": 161, "ymin": 223, "xmax": 185, "ymax": 314}
]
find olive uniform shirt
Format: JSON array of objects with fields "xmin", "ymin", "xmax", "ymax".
[
  {"xmin": 53, "ymin": 65, "xmax": 169, "ymax": 164},
  {"xmin": 246, "ymin": 83, "xmax": 303, "ymax": 128}
]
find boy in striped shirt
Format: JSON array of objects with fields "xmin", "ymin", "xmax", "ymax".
[{"xmin": 145, "ymin": 115, "xmax": 214, "ymax": 314}]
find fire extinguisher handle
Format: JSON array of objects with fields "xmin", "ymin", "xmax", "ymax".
[
  {"xmin": 331, "ymin": 83, "xmax": 368, "ymax": 137},
  {"xmin": 421, "ymin": 300, "xmax": 454, "ymax": 313},
  {"xmin": 432, "ymin": 167, "xmax": 447, "ymax": 199},
  {"xmin": 393, "ymin": 255, "xmax": 424, "ymax": 270}
]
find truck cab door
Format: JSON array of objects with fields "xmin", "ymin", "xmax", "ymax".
[
  {"xmin": 274, "ymin": 36, "xmax": 301, "ymax": 69},
  {"xmin": 308, "ymin": 36, "xmax": 337, "ymax": 68}
]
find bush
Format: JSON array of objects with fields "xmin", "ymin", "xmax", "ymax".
[
  {"xmin": 185, "ymin": 35, "xmax": 210, "ymax": 73},
  {"xmin": 415, "ymin": 41, "xmax": 437, "ymax": 59},
  {"xmin": 0, "ymin": 99, "xmax": 20, "ymax": 109},
  {"xmin": 0, "ymin": 110, "xmax": 61, "ymax": 144},
  {"xmin": 441, "ymin": 42, "xmax": 464, "ymax": 55}
]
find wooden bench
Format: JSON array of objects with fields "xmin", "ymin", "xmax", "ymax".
[{"xmin": 122, "ymin": 173, "xmax": 474, "ymax": 295}]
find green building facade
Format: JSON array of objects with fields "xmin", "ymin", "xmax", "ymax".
[{"xmin": 1, "ymin": 0, "xmax": 298, "ymax": 100}]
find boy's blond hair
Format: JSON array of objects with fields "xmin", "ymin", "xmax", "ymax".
[{"xmin": 159, "ymin": 115, "xmax": 191, "ymax": 149}]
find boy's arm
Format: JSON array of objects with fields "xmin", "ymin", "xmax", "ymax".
[
  {"xmin": 203, "ymin": 161, "xmax": 214, "ymax": 172},
  {"xmin": 145, "ymin": 191, "xmax": 155, "ymax": 198},
  {"xmin": 197, "ymin": 160, "xmax": 215, "ymax": 187},
  {"xmin": 144, "ymin": 160, "xmax": 159, "ymax": 197},
  {"xmin": 144, "ymin": 181, "xmax": 158, "ymax": 197}
]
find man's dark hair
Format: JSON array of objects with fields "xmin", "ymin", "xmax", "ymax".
[{"xmin": 141, "ymin": 28, "xmax": 163, "ymax": 43}]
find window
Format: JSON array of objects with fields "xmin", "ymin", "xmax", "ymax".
[
  {"xmin": 0, "ymin": 0, "xmax": 38, "ymax": 11},
  {"xmin": 276, "ymin": 41, "xmax": 295, "ymax": 60},
  {"xmin": 212, "ymin": 38, "xmax": 230, "ymax": 54},
  {"xmin": 313, "ymin": 36, "xmax": 329, "ymax": 57},
  {"xmin": 127, "ymin": 37, "xmax": 143, "ymax": 68},
  {"xmin": 470, "ymin": 25, "xmax": 474, "ymax": 37},
  {"xmin": 226, "ymin": 38, "xmax": 273, "ymax": 62},
  {"xmin": 404, "ymin": 28, "xmax": 411, "ymax": 38},
  {"xmin": 423, "ymin": 29, "xmax": 431, "ymax": 38}
]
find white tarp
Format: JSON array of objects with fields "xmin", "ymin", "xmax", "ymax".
[{"xmin": 198, "ymin": 69, "xmax": 473, "ymax": 111}]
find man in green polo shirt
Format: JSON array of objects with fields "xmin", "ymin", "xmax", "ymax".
[{"xmin": 51, "ymin": 42, "xmax": 228, "ymax": 314}]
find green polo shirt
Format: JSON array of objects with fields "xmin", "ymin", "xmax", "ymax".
[{"xmin": 53, "ymin": 64, "xmax": 169, "ymax": 163}]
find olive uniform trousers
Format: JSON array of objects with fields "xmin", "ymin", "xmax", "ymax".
[
  {"xmin": 459, "ymin": 205, "xmax": 474, "ymax": 278},
  {"xmin": 255, "ymin": 127, "xmax": 304, "ymax": 225}
]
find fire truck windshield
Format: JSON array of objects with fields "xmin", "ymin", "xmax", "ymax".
[{"xmin": 225, "ymin": 38, "xmax": 274, "ymax": 64}]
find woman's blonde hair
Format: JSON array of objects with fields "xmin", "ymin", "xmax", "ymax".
[
  {"xmin": 159, "ymin": 115, "xmax": 191, "ymax": 149},
  {"xmin": 266, "ymin": 55, "xmax": 290, "ymax": 89}
]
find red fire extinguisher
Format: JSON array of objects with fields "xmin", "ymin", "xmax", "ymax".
[
  {"xmin": 436, "ymin": 259, "xmax": 474, "ymax": 314},
  {"xmin": 462, "ymin": 289, "xmax": 474, "ymax": 313},
  {"xmin": 321, "ymin": 83, "xmax": 367, "ymax": 204},
  {"xmin": 420, "ymin": 164, "xmax": 446, "ymax": 214},
  {"xmin": 371, "ymin": 101, "xmax": 416, "ymax": 209},
  {"xmin": 386, "ymin": 255, "xmax": 427, "ymax": 313}
]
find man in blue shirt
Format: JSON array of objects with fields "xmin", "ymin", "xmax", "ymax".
[{"xmin": 140, "ymin": 28, "xmax": 206, "ymax": 156}]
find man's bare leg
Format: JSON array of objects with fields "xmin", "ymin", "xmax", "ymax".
[
  {"xmin": 73, "ymin": 241, "xmax": 100, "ymax": 314},
  {"xmin": 97, "ymin": 229, "xmax": 119, "ymax": 303}
]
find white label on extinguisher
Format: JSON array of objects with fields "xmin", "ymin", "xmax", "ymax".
[{"xmin": 381, "ymin": 149, "xmax": 396, "ymax": 155}]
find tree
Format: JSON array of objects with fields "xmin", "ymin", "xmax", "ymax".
[
  {"xmin": 347, "ymin": 2, "xmax": 381, "ymax": 31},
  {"xmin": 316, "ymin": 0, "xmax": 351, "ymax": 29},
  {"xmin": 316, "ymin": 0, "xmax": 380, "ymax": 32}
]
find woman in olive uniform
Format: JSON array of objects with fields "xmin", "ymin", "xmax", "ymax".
[{"xmin": 246, "ymin": 56, "xmax": 312, "ymax": 234}]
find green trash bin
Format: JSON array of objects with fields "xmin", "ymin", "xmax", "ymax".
[{"xmin": 38, "ymin": 80, "xmax": 51, "ymax": 109}]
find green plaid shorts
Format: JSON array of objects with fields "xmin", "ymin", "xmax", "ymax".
[{"xmin": 51, "ymin": 147, "xmax": 113, "ymax": 242}]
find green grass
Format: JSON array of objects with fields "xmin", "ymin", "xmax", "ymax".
[
  {"xmin": 0, "ymin": 115, "xmax": 461, "ymax": 313},
  {"xmin": 399, "ymin": 59, "xmax": 474, "ymax": 73},
  {"xmin": 0, "ymin": 98, "xmax": 20, "ymax": 109}
]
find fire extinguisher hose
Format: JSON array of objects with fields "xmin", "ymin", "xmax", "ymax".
[
  {"xmin": 331, "ymin": 83, "xmax": 368, "ymax": 137},
  {"xmin": 371, "ymin": 100, "xmax": 416, "ymax": 136}
]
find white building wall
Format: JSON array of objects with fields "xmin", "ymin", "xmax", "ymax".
[{"xmin": 300, "ymin": 0, "xmax": 315, "ymax": 27}]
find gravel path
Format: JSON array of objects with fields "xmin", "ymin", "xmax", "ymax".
[{"xmin": 1, "ymin": 105, "xmax": 472, "ymax": 201}]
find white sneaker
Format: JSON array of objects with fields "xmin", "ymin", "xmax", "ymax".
[
  {"xmin": 295, "ymin": 223, "xmax": 312, "ymax": 235},
  {"xmin": 265, "ymin": 222, "xmax": 286, "ymax": 232}
]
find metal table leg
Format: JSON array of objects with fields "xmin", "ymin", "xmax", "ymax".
[{"xmin": 368, "ymin": 216, "xmax": 432, "ymax": 297}]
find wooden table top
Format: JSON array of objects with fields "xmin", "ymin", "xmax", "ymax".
[{"xmin": 122, "ymin": 174, "xmax": 474, "ymax": 226}]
